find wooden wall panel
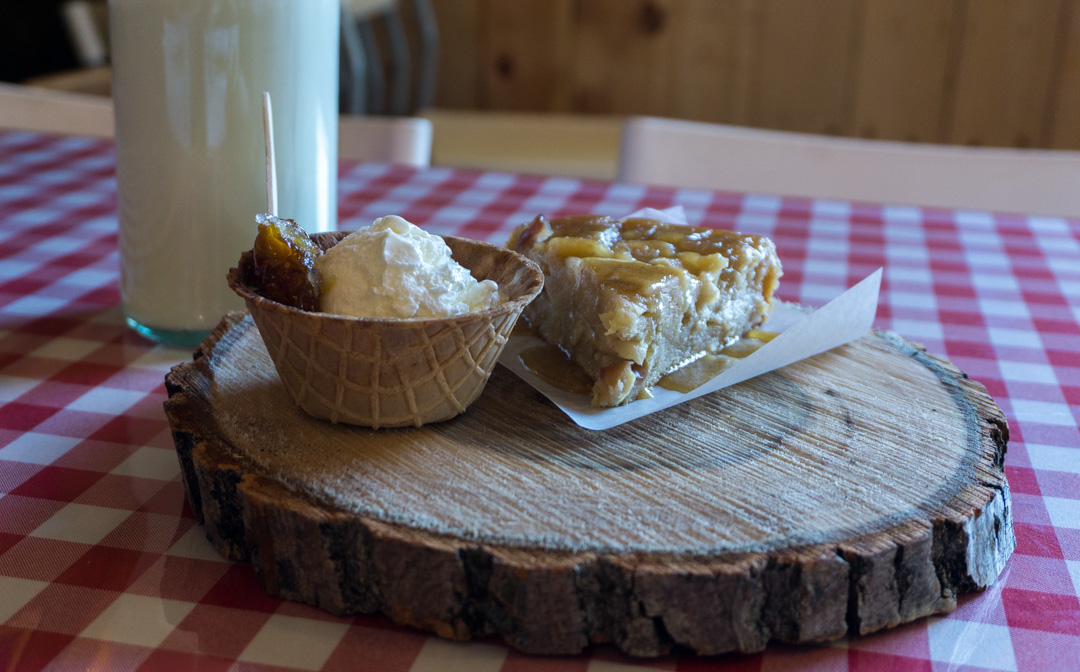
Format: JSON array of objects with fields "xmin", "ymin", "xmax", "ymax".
[
  {"xmin": 429, "ymin": 0, "xmax": 482, "ymax": 109},
  {"xmin": 1047, "ymin": 0, "xmax": 1080, "ymax": 148},
  {"xmin": 850, "ymin": 0, "xmax": 957, "ymax": 142},
  {"xmin": 665, "ymin": 0, "xmax": 758, "ymax": 125},
  {"xmin": 427, "ymin": 0, "xmax": 1080, "ymax": 150},
  {"xmin": 745, "ymin": 0, "xmax": 862, "ymax": 135},
  {"xmin": 571, "ymin": 0, "xmax": 681, "ymax": 116},
  {"xmin": 947, "ymin": 0, "xmax": 1065, "ymax": 147},
  {"xmin": 481, "ymin": 0, "xmax": 576, "ymax": 111}
]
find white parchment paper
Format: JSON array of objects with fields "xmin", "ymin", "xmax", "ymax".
[{"xmin": 497, "ymin": 207, "xmax": 882, "ymax": 430}]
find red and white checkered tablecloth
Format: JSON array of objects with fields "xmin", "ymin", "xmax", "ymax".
[{"xmin": 0, "ymin": 129, "xmax": 1078, "ymax": 671}]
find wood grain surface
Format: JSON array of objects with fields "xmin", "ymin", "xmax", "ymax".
[
  {"xmin": 165, "ymin": 312, "xmax": 1014, "ymax": 656},
  {"xmin": 850, "ymin": 0, "xmax": 957, "ymax": 142},
  {"xmin": 428, "ymin": 0, "xmax": 1080, "ymax": 149}
]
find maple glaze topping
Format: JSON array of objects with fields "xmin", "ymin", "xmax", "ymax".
[
  {"xmin": 657, "ymin": 354, "xmax": 736, "ymax": 393},
  {"xmin": 657, "ymin": 332, "xmax": 776, "ymax": 393},
  {"xmin": 513, "ymin": 214, "xmax": 775, "ymax": 294},
  {"xmin": 550, "ymin": 215, "xmax": 763, "ymax": 256},
  {"xmin": 519, "ymin": 345, "xmax": 595, "ymax": 395},
  {"xmin": 520, "ymin": 330, "xmax": 780, "ymax": 397}
]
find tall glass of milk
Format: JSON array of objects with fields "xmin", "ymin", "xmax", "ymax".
[{"xmin": 109, "ymin": 0, "xmax": 339, "ymax": 346}]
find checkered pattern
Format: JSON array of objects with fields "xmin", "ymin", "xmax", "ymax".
[{"xmin": 1, "ymin": 130, "xmax": 1077, "ymax": 671}]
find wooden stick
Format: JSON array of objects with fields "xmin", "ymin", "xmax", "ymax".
[{"xmin": 262, "ymin": 91, "xmax": 278, "ymax": 217}]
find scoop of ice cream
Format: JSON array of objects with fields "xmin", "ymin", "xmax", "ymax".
[{"xmin": 315, "ymin": 215, "xmax": 499, "ymax": 319}]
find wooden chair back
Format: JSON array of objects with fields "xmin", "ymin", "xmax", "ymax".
[
  {"xmin": 421, "ymin": 110, "xmax": 621, "ymax": 180},
  {"xmin": 618, "ymin": 116, "xmax": 1080, "ymax": 218},
  {"xmin": 0, "ymin": 82, "xmax": 114, "ymax": 138},
  {"xmin": 0, "ymin": 83, "xmax": 432, "ymax": 167},
  {"xmin": 338, "ymin": 114, "xmax": 432, "ymax": 166}
]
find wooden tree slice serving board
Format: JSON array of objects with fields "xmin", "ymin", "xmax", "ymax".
[{"xmin": 165, "ymin": 311, "xmax": 1014, "ymax": 657}]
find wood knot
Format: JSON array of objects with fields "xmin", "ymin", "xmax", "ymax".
[
  {"xmin": 495, "ymin": 53, "xmax": 515, "ymax": 79},
  {"xmin": 639, "ymin": 0, "xmax": 666, "ymax": 34}
]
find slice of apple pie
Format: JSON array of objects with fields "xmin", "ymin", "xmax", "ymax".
[{"xmin": 508, "ymin": 214, "xmax": 782, "ymax": 407}]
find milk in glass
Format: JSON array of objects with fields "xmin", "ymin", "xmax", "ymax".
[{"xmin": 109, "ymin": 0, "xmax": 339, "ymax": 345}]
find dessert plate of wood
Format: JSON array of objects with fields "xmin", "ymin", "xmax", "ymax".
[{"xmin": 165, "ymin": 310, "xmax": 1014, "ymax": 657}]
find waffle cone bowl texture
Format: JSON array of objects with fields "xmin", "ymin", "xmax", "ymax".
[{"xmin": 228, "ymin": 232, "xmax": 544, "ymax": 429}]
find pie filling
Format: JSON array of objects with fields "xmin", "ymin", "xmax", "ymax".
[{"xmin": 508, "ymin": 214, "xmax": 782, "ymax": 407}]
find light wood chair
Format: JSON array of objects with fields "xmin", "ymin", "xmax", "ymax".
[
  {"xmin": 0, "ymin": 82, "xmax": 114, "ymax": 137},
  {"xmin": 421, "ymin": 109, "xmax": 622, "ymax": 180},
  {"xmin": 0, "ymin": 83, "xmax": 432, "ymax": 167},
  {"xmin": 338, "ymin": 113, "xmax": 432, "ymax": 166},
  {"xmin": 618, "ymin": 116, "xmax": 1080, "ymax": 218},
  {"xmin": 23, "ymin": 66, "xmax": 113, "ymax": 97}
]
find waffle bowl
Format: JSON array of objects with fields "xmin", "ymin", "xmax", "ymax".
[{"xmin": 227, "ymin": 231, "xmax": 544, "ymax": 429}]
